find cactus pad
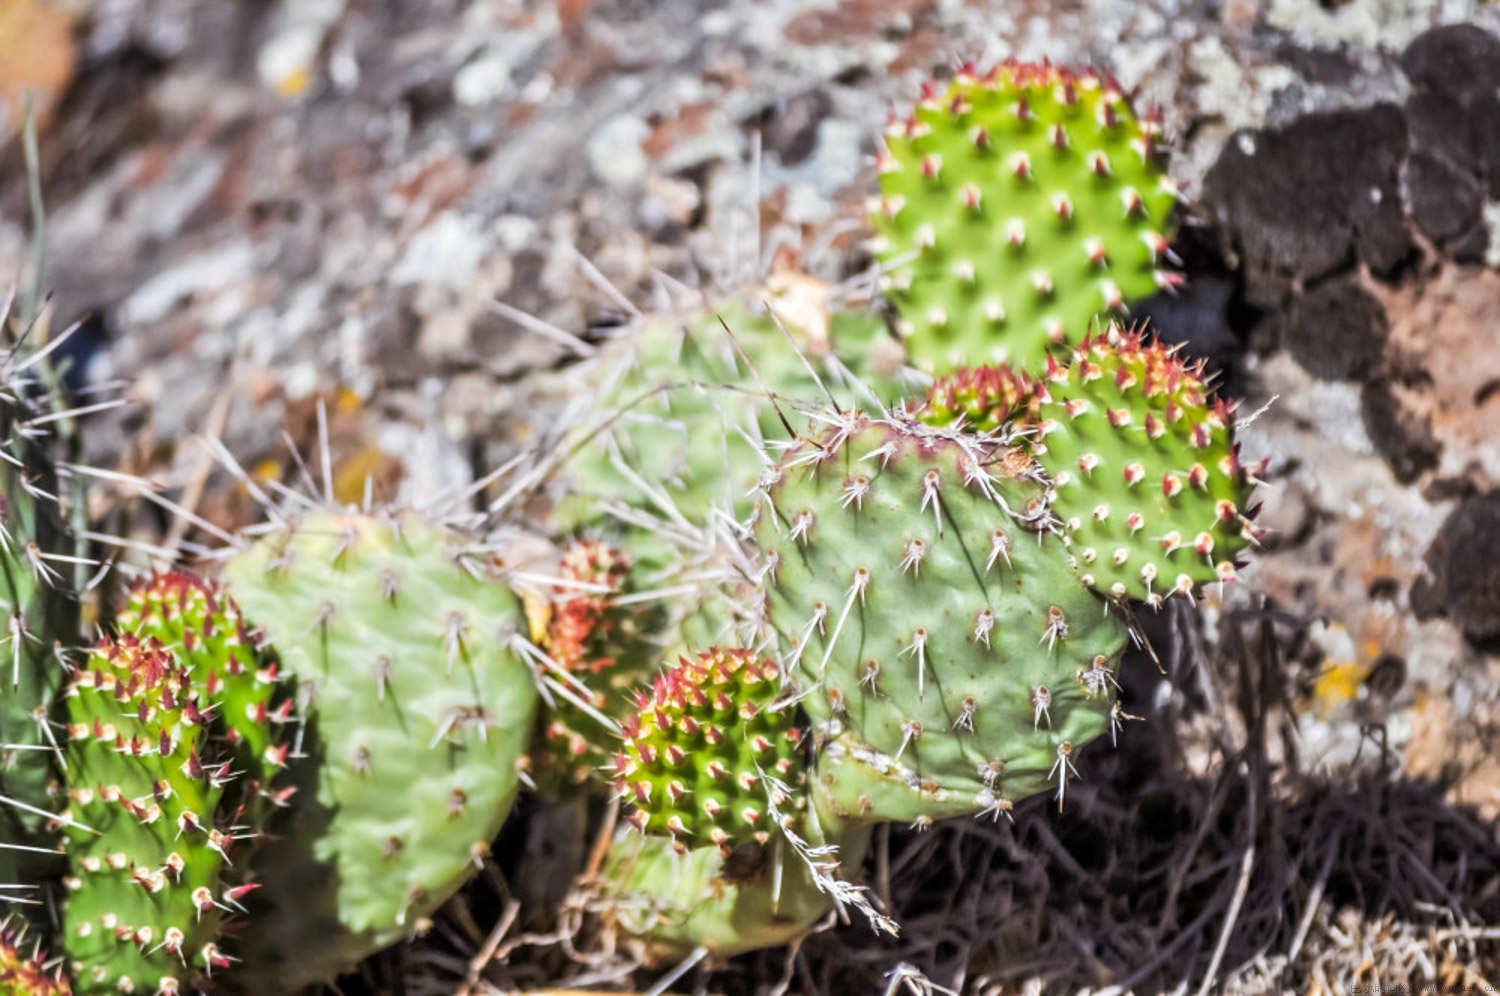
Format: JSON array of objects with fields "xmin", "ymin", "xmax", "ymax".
[
  {"xmin": 60, "ymin": 636, "xmax": 239, "ymax": 996},
  {"xmin": 873, "ymin": 61, "xmax": 1177, "ymax": 373},
  {"xmin": 1034, "ymin": 329, "xmax": 1260, "ymax": 603},
  {"xmin": 754, "ymin": 411, "xmax": 1128, "ymax": 824},
  {"xmin": 222, "ymin": 510, "xmax": 537, "ymax": 987},
  {"xmin": 115, "ymin": 572, "xmax": 290, "ymax": 818},
  {"xmin": 613, "ymin": 648, "xmax": 803, "ymax": 852},
  {"xmin": 597, "ymin": 821, "xmax": 867, "ymax": 961}
]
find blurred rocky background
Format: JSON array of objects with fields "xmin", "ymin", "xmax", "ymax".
[{"xmin": 5, "ymin": 0, "xmax": 1500, "ymax": 991}]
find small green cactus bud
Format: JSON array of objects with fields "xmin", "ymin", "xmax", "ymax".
[
  {"xmin": 873, "ymin": 61, "xmax": 1178, "ymax": 373},
  {"xmin": 613, "ymin": 648, "xmax": 803, "ymax": 853}
]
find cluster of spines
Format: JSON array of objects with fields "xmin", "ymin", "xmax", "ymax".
[
  {"xmin": 1031, "ymin": 327, "xmax": 1263, "ymax": 604},
  {"xmin": 613, "ymin": 648, "xmax": 803, "ymax": 854},
  {"xmin": 60, "ymin": 636, "xmax": 244, "ymax": 995},
  {"xmin": 872, "ymin": 60, "xmax": 1178, "ymax": 372}
]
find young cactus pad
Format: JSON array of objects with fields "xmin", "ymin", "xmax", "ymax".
[
  {"xmin": 753, "ymin": 410, "xmax": 1129, "ymax": 824},
  {"xmin": 60, "ymin": 636, "xmax": 238, "ymax": 996},
  {"xmin": 1, "ymin": 920, "xmax": 70, "ymax": 995},
  {"xmin": 873, "ymin": 61, "xmax": 1177, "ymax": 373},
  {"xmin": 536, "ymin": 538, "xmax": 654, "ymax": 786},
  {"xmin": 114, "ymin": 572, "xmax": 290, "ymax": 816},
  {"xmin": 613, "ymin": 648, "xmax": 803, "ymax": 852},
  {"xmin": 221, "ymin": 510, "xmax": 537, "ymax": 986},
  {"xmin": 1033, "ymin": 328, "xmax": 1260, "ymax": 603}
]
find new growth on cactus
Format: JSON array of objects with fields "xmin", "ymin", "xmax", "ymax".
[
  {"xmin": 1, "ymin": 919, "xmax": 69, "ymax": 995},
  {"xmin": 115, "ymin": 572, "xmax": 292, "ymax": 824},
  {"xmin": 921, "ymin": 328, "xmax": 1262, "ymax": 605},
  {"xmin": 59, "ymin": 636, "xmax": 242, "ymax": 996},
  {"xmin": 535, "ymin": 538, "xmax": 654, "ymax": 787},
  {"xmin": 873, "ymin": 61, "xmax": 1178, "ymax": 373},
  {"xmin": 613, "ymin": 648, "xmax": 803, "ymax": 852},
  {"xmin": 754, "ymin": 408, "xmax": 1129, "ymax": 825}
]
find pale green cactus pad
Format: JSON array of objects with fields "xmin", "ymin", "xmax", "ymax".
[
  {"xmin": 754, "ymin": 411, "xmax": 1129, "ymax": 825},
  {"xmin": 222, "ymin": 509, "xmax": 537, "ymax": 989},
  {"xmin": 873, "ymin": 61, "xmax": 1178, "ymax": 373}
]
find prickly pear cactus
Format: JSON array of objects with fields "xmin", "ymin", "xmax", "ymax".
[
  {"xmin": 1, "ymin": 920, "xmax": 69, "ymax": 994},
  {"xmin": 753, "ymin": 410, "xmax": 1129, "ymax": 825},
  {"xmin": 534, "ymin": 538, "xmax": 659, "ymax": 787},
  {"xmin": 59, "ymin": 636, "xmax": 241, "ymax": 996},
  {"xmin": 921, "ymin": 364, "xmax": 1041, "ymax": 432},
  {"xmin": 114, "ymin": 572, "xmax": 291, "ymax": 822},
  {"xmin": 613, "ymin": 648, "xmax": 803, "ymax": 852},
  {"xmin": 1, "ymin": 331, "xmax": 80, "ymax": 905},
  {"xmin": 561, "ymin": 292, "xmax": 911, "ymax": 568},
  {"xmin": 221, "ymin": 509, "xmax": 538, "ymax": 989},
  {"xmin": 1032, "ymin": 328, "xmax": 1260, "ymax": 604},
  {"xmin": 597, "ymin": 824, "xmax": 860, "ymax": 961},
  {"xmin": 872, "ymin": 61, "xmax": 1178, "ymax": 373}
]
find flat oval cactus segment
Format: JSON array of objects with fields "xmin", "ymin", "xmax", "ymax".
[
  {"xmin": 221, "ymin": 510, "xmax": 537, "ymax": 988},
  {"xmin": 753, "ymin": 410, "xmax": 1128, "ymax": 824},
  {"xmin": 59, "ymin": 637, "xmax": 234, "ymax": 996},
  {"xmin": 613, "ymin": 648, "xmax": 804, "ymax": 853},
  {"xmin": 874, "ymin": 61, "xmax": 1178, "ymax": 373},
  {"xmin": 1034, "ymin": 327, "xmax": 1261, "ymax": 604}
]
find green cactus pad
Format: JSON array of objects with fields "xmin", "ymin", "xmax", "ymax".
[
  {"xmin": 560, "ymin": 295, "xmax": 913, "ymax": 570},
  {"xmin": 1033, "ymin": 329, "xmax": 1261, "ymax": 604},
  {"xmin": 873, "ymin": 61, "xmax": 1178, "ymax": 373},
  {"xmin": 613, "ymin": 648, "xmax": 803, "ymax": 852},
  {"xmin": 115, "ymin": 572, "xmax": 291, "ymax": 820},
  {"xmin": 60, "ymin": 636, "xmax": 239, "ymax": 996},
  {"xmin": 1, "ymin": 369, "xmax": 79, "ymax": 896},
  {"xmin": 754, "ymin": 411, "xmax": 1128, "ymax": 825},
  {"xmin": 221, "ymin": 510, "xmax": 537, "ymax": 988},
  {"xmin": 1, "ymin": 920, "xmax": 70, "ymax": 995},
  {"xmin": 597, "ymin": 820, "xmax": 869, "ymax": 961}
]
